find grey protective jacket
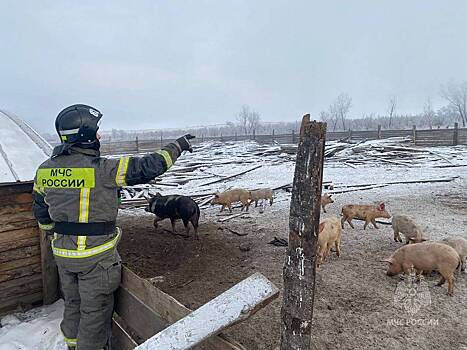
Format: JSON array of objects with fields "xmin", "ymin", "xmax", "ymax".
[{"xmin": 32, "ymin": 143, "xmax": 180, "ymax": 262}]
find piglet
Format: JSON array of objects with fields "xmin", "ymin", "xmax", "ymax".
[
  {"xmin": 392, "ymin": 214, "xmax": 426, "ymax": 244},
  {"xmin": 249, "ymin": 188, "xmax": 274, "ymax": 207},
  {"xmin": 320, "ymin": 194, "xmax": 334, "ymax": 213},
  {"xmin": 317, "ymin": 217, "xmax": 342, "ymax": 267},
  {"xmin": 146, "ymin": 193, "xmax": 200, "ymax": 239},
  {"xmin": 442, "ymin": 236, "xmax": 467, "ymax": 272},
  {"xmin": 341, "ymin": 202, "xmax": 391, "ymax": 229},
  {"xmin": 211, "ymin": 189, "xmax": 250, "ymax": 213},
  {"xmin": 382, "ymin": 242, "xmax": 460, "ymax": 296}
]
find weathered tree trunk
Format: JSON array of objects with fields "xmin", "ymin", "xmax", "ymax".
[{"xmin": 280, "ymin": 115, "xmax": 326, "ymax": 350}]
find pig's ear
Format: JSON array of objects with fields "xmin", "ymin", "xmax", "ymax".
[
  {"xmin": 214, "ymin": 193, "xmax": 219, "ymax": 198},
  {"xmin": 381, "ymin": 258, "xmax": 393, "ymax": 264},
  {"xmin": 328, "ymin": 194, "xmax": 332, "ymax": 198},
  {"xmin": 319, "ymin": 222, "xmax": 325, "ymax": 233},
  {"xmin": 378, "ymin": 202, "xmax": 385, "ymax": 211}
]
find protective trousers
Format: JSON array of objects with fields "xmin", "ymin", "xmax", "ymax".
[{"xmin": 56, "ymin": 250, "xmax": 122, "ymax": 350}]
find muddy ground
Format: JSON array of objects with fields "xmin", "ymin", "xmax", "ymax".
[{"xmin": 117, "ymin": 173, "xmax": 467, "ymax": 350}]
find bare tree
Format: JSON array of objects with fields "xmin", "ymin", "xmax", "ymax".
[
  {"xmin": 440, "ymin": 81, "xmax": 467, "ymax": 127},
  {"xmin": 237, "ymin": 105, "xmax": 261, "ymax": 135},
  {"xmin": 387, "ymin": 96, "xmax": 397, "ymax": 128},
  {"xmin": 247, "ymin": 110, "xmax": 261, "ymax": 134},
  {"xmin": 237, "ymin": 105, "xmax": 250, "ymax": 134},
  {"xmin": 422, "ymin": 98, "xmax": 435, "ymax": 129},
  {"xmin": 329, "ymin": 93, "xmax": 352, "ymax": 130}
]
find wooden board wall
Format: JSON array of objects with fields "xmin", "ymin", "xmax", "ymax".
[{"xmin": 0, "ymin": 182, "xmax": 43, "ymax": 314}]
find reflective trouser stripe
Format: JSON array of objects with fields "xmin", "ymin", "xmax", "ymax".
[
  {"xmin": 156, "ymin": 150, "xmax": 173, "ymax": 169},
  {"xmin": 77, "ymin": 236, "xmax": 87, "ymax": 251},
  {"xmin": 52, "ymin": 229, "xmax": 121, "ymax": 259},
  {"xmin": 63, "ymin": 335, "xmax": 77, "ymax": 346},
  {"xmin": 115, "ymin": 156, "xmax": 130, "ymax": 186}
]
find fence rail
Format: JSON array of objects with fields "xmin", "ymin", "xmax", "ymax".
[{"xmin": 100, "ymin": 123, "xmax": 466, "ymax": 156}]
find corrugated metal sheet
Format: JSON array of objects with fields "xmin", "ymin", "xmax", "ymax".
[{"xmin": 0, "ymin": 110, "xmax": 52, "ymax": 184}]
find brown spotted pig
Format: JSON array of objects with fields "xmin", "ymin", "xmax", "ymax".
[
  {"xmin": 211, "ymin": 189, "xmax": 250, "ymax": 213},
  {"xmin": 383, "ymin": 242, "xmax": 460, "ymax": 296},
  {"xmin": 317, "ymin": 217, "xmax": 342, "ymax": 267},
  {"xmin": 341, "ymin": 202, "xmax": 391, "ymax": 230}
]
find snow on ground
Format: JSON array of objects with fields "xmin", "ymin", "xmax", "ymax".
[
  {"xmin": 2, "ymin": 141, "xmax": 465, "ymax": 349},
  {"xmin": 0, "ymin": 300, "xmax": 65, "ymax": 350}
]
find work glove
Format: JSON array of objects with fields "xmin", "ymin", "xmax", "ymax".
[{"xmin": 175, "ymin": 134, "xmax": 196, "ymax": 153}]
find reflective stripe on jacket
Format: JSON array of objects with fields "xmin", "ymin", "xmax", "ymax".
[{"xmin": 32, "ymin": 143, "xmax": 180, "ymax": 259}]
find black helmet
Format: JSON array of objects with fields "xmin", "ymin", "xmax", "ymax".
[{"xmin": 55, "ymin": 104, "xmax": 102, "ymax": 144}]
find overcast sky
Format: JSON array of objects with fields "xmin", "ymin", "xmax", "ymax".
[{"xmin": 1, "ymin": 1, "xmax": 466, "ymax": 133}]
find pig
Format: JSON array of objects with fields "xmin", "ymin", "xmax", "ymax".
[
  {"xmin": 341, "ymin": 202, "xmax": 391, "ymax": 230},
  {"xmin": 249, "ymin": 188, "xmax": 274, "ymax": 207},
  {"xmin": 146, "ymin": 193, "xmax": 200, "ymax": 239},
  {"xmin": 211, "ymin": 189, "xmax": 250, "ymax": 213},
  {"xmin": 320, "ymin": 194, "xmax": 334, "ymax": 213},
  {"xmin": 317, "ymin": 217, "xmax": 342, "ymax": 267},
  {"xmin": 382, "ymin": 242, "xmax": 460, "ymax": 296},
  {"xmin": 442, "ymin": 236, "xmax": 467, "ymax": 272},
  {"xmin": 391, "ymin": 215, "xmax": 426, "ymax": 244}
]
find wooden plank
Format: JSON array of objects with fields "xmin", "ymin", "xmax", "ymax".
[
  {"xmin": 0, "ymin": 245, "xmax": 40, "ymax": 263},
  {"xmin": 0, "ymin": 273, "xmax": 43, "ymax": 300},
  {"xmin": 135, "ymin": 273, "xmax": 279, "ymax": 350},
  {"xmin": 115, "ymin": 286, "xmax": 167, "ymax": 342},
  {"xmin": 40, "ymin": 230, "xmax": 59, "ymax": 305},
  {"xmin": 281, "ymin": 116, "xmax": 325, "ymax": 350},
  {"xmin": 112, "ymin": 317, "xmax": 139, "ymax": 350},
  {"xmin": 0, "ymin": 236, "xmax": 39, "ymax": 253},
  {"xmin": 0, "ymin": 226, "xmax": 38, "ymax": 244},
  {"xmin": 0, "ymin": 255, "xmax": 41, "ymax": 272},
  {"xmin": 0, "ymin": 192, "xmax": 33, "ymax": 207},
  {"xmin": 0, "ymin": 262, "xmax": 41, "ymax": 283},
  {"xmin": 0, "ymin": 202, "xmax": 33, "ymax": 216},
  {"xmin": 0, "ymin": 219, "xmax": 37, "ymax": 233},
  {"xmin": 0, "ymin": 291, "xmax": 42, "ymax": 316},
  {"xmin": 121, "ymin": 267, "xmax": 246, "ymax": 350},
  {"xmin": 0, "ymin": 182, "xmax": 33, "ymax": 196},
  {"xmin": 0, "ymin": 210, "xmax": 34, "ymax": 224}
]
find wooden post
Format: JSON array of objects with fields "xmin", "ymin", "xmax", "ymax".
[
  {"xmin": 291, "ymin": 129, "xmax": 296, "ymax": 143},
  {"xmin": 348, "ymin": 128, "xmax": 352, "ymax": 140},
  {"xmin": 377, "ymin": 125, "xmax": 382, "ymax": 139},
  {"xmin": 40, "ymin": 230, "xmax": 59, "ymax": 305},
  {"xmin": 160, "ymin": 133, "xmax": 163, "ymax": 149},
  {"xmin": 135, "ymin": 136, "xmax": 139, "ymax": 153},
  {"xmin": 272, "ymin": 129, "xmax": 275, "ymax": 144},
  {"xmin": 280, "ymin": 115, "xmax": 326, "ymax": 350},
  {"xmin": 220, "ymin": 133, "xmax": 223, "ymax": 142},
  {"xmin": 412, "ymin": 125, "xmax": 417, "ymax": 144},
  {"xmin": 202, "ymin": 134, "xmax": 204, "ymax": 143},
  {"xmin": 453, "ymin": 122, "xmax": 459, "ymax": 146},
  {"xmin": 253, "ymin": 129, "xmax": 256, "ymax": 141}
]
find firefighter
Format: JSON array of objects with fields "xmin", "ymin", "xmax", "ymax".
[{"xmin": 32, "ymin": 104, "xmax": 194, "ymax": 350}]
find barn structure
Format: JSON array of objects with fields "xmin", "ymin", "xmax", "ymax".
[{"xmin": 0, "ymin": 109, "xmax": 52, "ymax": 314}]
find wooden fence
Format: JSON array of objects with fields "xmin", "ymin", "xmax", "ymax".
[
  {"xmin": 0, "ymin": 182, "xmax": 43, "ymax": 314},
  {"xmin": 100, "ymin": 123, "xmax": 467, "ymax": 156}
]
